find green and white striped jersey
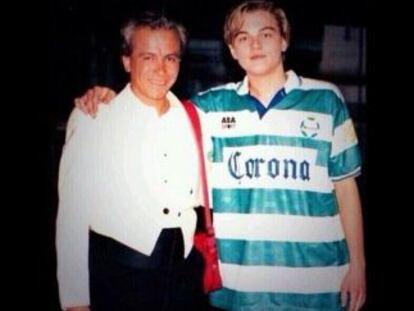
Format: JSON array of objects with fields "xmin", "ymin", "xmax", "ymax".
[{"xmin": 192, "ymin": 70, "xmax": 361, "ymax": 311}]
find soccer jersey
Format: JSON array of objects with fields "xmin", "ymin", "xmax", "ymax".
[{"xmin": 192, "ymin": 70, "xmax": 361, "ymax": 310}]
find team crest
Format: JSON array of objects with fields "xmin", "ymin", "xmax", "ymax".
[{"xmin": 300, "ymin": 117, "xmax": 320, "ymax": 138}]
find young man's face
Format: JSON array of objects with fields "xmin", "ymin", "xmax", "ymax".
[
  {"xmin": 122, "ymin": 27, "xmax": 181, "ymax": 107},
  {"xmin": 229, "ymin": 10, "xmax": 287, "ymax": 77}
]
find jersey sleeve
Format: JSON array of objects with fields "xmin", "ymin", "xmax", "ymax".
[{"xmin": 328, "ymin": 93, "xmax": 362, "ymax": 181}]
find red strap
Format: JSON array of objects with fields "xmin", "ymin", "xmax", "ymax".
[{"xmin": 181, "ymin": 99, "xmax": 213, "ymax": 231}]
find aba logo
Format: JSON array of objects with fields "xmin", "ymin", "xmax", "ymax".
[
  {"xmin": 300, "ymin": 117, "xmax": 320, "ymax": 138},
  {"xmin": 221, "ymin": 116, "xmax": 236, "ymax": 129}
]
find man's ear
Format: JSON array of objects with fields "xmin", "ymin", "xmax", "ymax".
[
  {"xmin": 122, "ymin": 56, "xmax": 131, "ymax": 72},
  {"xmin": 228, "ymin": 44, "xmax": 238, "ymax": 60},
  {"xmin": 281, "ymin": 39, "xmax": 288, "ymax": 53}
]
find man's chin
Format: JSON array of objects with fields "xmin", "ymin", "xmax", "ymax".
[
  {"xmin": 247, "ymin": 66, "xmax": 276, "ymax": 77},
  {"xmin": 147, "ymin": 91, "xmax": 169, "ymax": 102}
]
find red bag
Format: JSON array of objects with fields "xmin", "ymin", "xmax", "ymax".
[
  {"xmin": 181, "ymin": 99, "xmax": 223, "ymax": 293},
  {"xmin": 193, "ymin": 228, "xmax": 222, "ymax": 293}
]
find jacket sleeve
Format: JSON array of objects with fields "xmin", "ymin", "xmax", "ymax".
[{"xmin": 56, "ymin": 109, "xmax": 94, "ymax": 309}]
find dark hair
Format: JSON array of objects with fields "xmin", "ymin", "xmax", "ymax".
[{"xmin": 120, "ymin": 11, "xmax": 187, "ymax": 56}]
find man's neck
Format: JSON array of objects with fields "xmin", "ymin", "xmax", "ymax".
[
  {"xmin": 145, "ymin": 97, "xmax": 170, "ymax": 116},
  {"xmin": 155, "ymin": 99, "xmax": 170, "ymax": 116},
  {"xmin": 129, "ymin": 85, "xmax": 170, "ymax": 116},
  {"xmin": 248, "ymin": 68, "xmax": 287, "ymax": 104}
]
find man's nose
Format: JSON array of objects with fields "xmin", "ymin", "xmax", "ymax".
[
  {"xmin": 154, "ymin": 59, "xmax": 167, "ymax": 74},
  {"xmin": 250, "ymin": 36, "xmax": 262, "ymax": 49}
]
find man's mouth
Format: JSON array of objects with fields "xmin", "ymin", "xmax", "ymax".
[
  {"xmin": 151, "ymin": 80, "xmax": 168, "ymax": 86},
  {"xmin": 250, "ymin": 54, "xmax": 266, "ymax": 60}
]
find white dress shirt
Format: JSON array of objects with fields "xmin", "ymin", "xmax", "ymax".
[{"xmin": 56, "ymin": 84, "xmax": 201, "ymax": 308}]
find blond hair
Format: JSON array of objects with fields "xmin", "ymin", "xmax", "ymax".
[{"xmin": 224, "ymin": 0, "xmax": 290, "ymax": 45}]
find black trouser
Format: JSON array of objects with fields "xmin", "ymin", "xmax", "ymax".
[{"xmin": 89, "ymin": 229, "xmax": 210, "ymax": 311}]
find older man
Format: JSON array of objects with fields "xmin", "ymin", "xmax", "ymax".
[{"xmin": 56, "ymin": 12, "xmax": 208, "ymax": 311}]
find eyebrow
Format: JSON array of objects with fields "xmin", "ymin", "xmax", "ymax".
[
  {"xmin": 137, "ymin": 52, "xmax": 181, "ymax": 59},
  {"xmin": 166, "ymin": 53, "xmax": 181, "ymax": 58},
  {"xmin": 260, "ymin": 26, "xmax": 278, "ymax": 32},
  {"xmin": 235, "ymin": 26, "xmax": 278, "ymax": 37}
]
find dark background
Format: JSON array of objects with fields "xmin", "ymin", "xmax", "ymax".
[{"xmin": 44, "ymin": 0, "xmax": 375, "ymax": 310}]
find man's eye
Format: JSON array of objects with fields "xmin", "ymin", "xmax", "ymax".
[{"xmin": 166, "ymin": 56, "xmax": 179, "ymax": 63}]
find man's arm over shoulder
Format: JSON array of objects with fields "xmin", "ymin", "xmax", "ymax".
[{"xmin": 74, "ymin": 86, "xmax": 117, "ymax": 118}]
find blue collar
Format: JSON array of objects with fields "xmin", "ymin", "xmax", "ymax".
[{"xmin": 248, "ymin": 87, "xmax": 286, "ymax": 119}]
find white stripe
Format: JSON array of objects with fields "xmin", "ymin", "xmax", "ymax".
[
  {"xmin": 298, "ymin": 76, "xmax": 344, "ymax": 101},
  {"xmin": 211, "ymin": 145, "xmax": 334, "ymax": 193},
  {"xmin": 212, "ymin": 162, "xmax": 333, "ymax": 193},
  {"xmin": 202, "ymin": 110, "xmax": 333, "ymax": 142},
  {"xmin": 331, "ymin": 167, "xmax": 361, "ymax": 181},
  {"xmin": 215, "ymin": 213, "xmax": 344, "ymax": 242},
  {"xmin": 220, "ymin": 262, "xmax": 349, "ymax": 293},
  {"xmin": 331, "ymin": 119, "xmax": 358, "ymax": 157}
]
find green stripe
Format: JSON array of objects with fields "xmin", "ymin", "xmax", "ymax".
[
  {"xmin": 329, "ymin": 144, "xmax": 361, "ymax": 178},
  {"xmin": 217, "ymin": 239, "xmax": 349, "ymax": 267},
  {"xmin": 212, "ymin": 135, "xmax": 330, "ymax": 166},
  {"xmin": 283, "ymin": 89, "xmax": 351, "ymax": 134},
  {"xmin": 213, "ymin": 188, "xmax": 337, "ymax": 216},
  {"xmin": 276, "ymin": 88, "xmax": 341, "ymax": 115},
  {"xmin": 192, "ymin": 90, "xmax": 254, "ymax": 112},
  {"xmin": 210, "ymin": 288, "xmax": 344, "ymax": 311},
  {"xmin": 332, "ymin": 104, "xmax": 351, "ymax": 129},
  {"xmin": 192, "ymin": 87, "xmax": 344, "ymax": 121}
]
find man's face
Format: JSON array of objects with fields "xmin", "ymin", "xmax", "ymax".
[
  {"xmin": 122, "ymin": 27, "xmax": 181, "ymax": 107},
  {"xmin": 229, "ymin": 10, "xmax": 287, "ymax": 77}
]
